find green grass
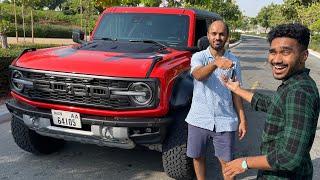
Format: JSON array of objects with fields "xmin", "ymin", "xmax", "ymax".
[
  {"xmin": 310, "ymin": 35, "xmax": 320, "ymax": 52},
  {"xmin": 230, "ymin": 32, "xmax": 241, "ymax": 44}
]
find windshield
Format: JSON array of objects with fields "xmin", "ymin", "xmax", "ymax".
[{"xmin": 94, "ymin": 13, "xmax": 190, "ymax": 47}]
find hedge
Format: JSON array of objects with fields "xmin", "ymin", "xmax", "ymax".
[
  {"xmin": 0, "ymin": 3, "xmax": 98, "ymax": 31},
  {"xmin": 230, "ymin": 32, "xmax": 241, "ymax": 44},
  {"xmin": 310, "ymin": 35, "xmax": 320, "ymax": 52},
  {"xmin": 0, "ymin": 57, "xmax": 14, "ymax": 97},
  {"xmin": 6, "ymin": 24, "xmax": 75, "ymax": 38}
]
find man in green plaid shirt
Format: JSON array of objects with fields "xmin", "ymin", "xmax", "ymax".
[{"xmin": 222, "ymin": 23, "xmax": 320, "ymax": 179}]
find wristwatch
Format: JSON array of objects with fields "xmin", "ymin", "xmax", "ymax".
[{"xmin": 241, "ymin": 158, "xmax": 248, "ymax": 171}]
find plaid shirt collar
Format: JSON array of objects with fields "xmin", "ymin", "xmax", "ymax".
[{"xmin": 282, "ymin": 68, "xmax": 310, "ymax": 86}]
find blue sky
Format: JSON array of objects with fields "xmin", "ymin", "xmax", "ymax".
[{"xmin": 236, "ymin": 0, "xmax": 284, "ymax": 17}]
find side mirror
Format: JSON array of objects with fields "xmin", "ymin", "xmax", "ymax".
[{"xmin": 72, "ymin": 29, "xmax": 85, "ymax": 44}]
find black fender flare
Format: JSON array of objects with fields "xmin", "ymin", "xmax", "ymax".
[
  {"xmin": 169, "ymin": 71, "xmax": 194, "ymax": 109},
  {"xmin": 16, "ymin": 48, "xmax": 36, "ymax": 60}
]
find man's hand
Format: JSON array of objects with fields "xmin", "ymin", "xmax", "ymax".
[
  {"xmin": 221, "ymin": 75, "xmax": 254, "ymax": 103},
  {"xmin": 223, "ymin": 158, "xmax": 247, "ymax": 178},
  {"xmin": 238, "ymin": 121, "xmax": 247, "ymax": 140},
  {"xmin": 213, "ymin": 56, "xmax": 233, "ymax": 69},
  {"xmin": 221, "ymin": 75, "xmax": 241, "ymax": 92}
]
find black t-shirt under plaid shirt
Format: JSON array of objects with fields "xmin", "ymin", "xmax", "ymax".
[{"xmin": 251, "ymin": 68, "xmax": 320, "ymax": 179}]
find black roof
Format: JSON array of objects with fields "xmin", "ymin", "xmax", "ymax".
[
  {"xmin": 111, "ymin": 7, "xmax": 222, "ymax": 20},
  {"xmin": 189, "ymin": 8, "xmax": 222, "ymax": 20}
]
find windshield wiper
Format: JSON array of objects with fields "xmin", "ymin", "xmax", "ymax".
[{"xmin": 129, "ymin": 39, "xmax": 167, "ymax": 49}]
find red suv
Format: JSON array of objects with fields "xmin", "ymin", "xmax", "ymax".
[{"xmin": 6, "ymin": 7, "xmax": 221, "ymax": 179}]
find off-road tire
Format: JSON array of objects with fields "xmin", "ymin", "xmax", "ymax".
[
  {"xmin": 11, "ymin": 117, "xmax": 65, "ymax": 154},
  {"xmin": 162, "ymin": 109, "xmax": 194, "ymax": 180}
]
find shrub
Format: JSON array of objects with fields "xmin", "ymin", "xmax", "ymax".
[
  {"xmin": 230, "ymin": 32, "xmax": 241, "ymax": 43},
  {"xmin": 0, "ymin": 3, "xmax": 98, "ymax": 30},
  {"xmin": 310, "ymin": 34, "xmax": 320, "ymax": 52},
  {"xmin": 0, "ymin": 19, "xmax": 13, "ymax": 35},
  {"xmin": 0, "ymin": 44, "xmax": 58, "ymax": 58},
  {"xmin": 0, "ymin": 57, "xmax": 13, "ymax": 97}
]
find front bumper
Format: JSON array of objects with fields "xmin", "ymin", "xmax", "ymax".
[{"xmin": 6, "ymin": 99, "xmax": 172, "ymax": 149}]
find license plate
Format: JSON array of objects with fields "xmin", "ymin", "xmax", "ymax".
[{"xmin": 51, "ymin": 110, "xmax": 81, "ymax": 128}]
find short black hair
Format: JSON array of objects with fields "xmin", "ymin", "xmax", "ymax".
[
  {"xmin": 267, "ymin": 23, "xmax": 310, "ymax": 50},
  {"xmin": 207, "ymin": 20, "xmax": 229, "ymax": 36}
]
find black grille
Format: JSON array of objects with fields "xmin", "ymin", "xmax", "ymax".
[{"xmin": 17, "ymin": 70, "xmax": 151, "ymax": 109}]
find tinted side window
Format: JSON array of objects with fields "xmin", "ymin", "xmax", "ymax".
[{"xmin": 194, "ymin": 19, "xmax": 207, "ymax": 46}]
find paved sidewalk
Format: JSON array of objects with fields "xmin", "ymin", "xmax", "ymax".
[
  {"xmin": 8, "ymin": 37, "xmax": 75, "ymax": 45},
  {"xmin": 0, "ymin": 104, "xmax": 10, "ymax": 124},
  {"xmin": 0, "ymin": 104, "xmax": 8, "ymax": 115}
]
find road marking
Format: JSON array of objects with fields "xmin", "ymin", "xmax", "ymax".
[
  {"xmin": 250, "ymin": 81, "xmax": 260, "ymax": 90},
  {"xmin": 229, "ymin": 40, "xmax": 242, "ymax": 49}
]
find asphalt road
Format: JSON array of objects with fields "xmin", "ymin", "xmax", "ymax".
[{"xmin": 0, "ymin": 35, "xmax": 319, "ymax": 180}]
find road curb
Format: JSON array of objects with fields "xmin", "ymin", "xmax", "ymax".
[
  {"xmin": 309, "ymin": 49, "xmax": 320, "ymax": 59},
  {"xmin": 242, "ymin": 34, "xmax": 267, "ymax": 39},
  {"xmin": 229, "ymin": 40, "xmax": 241, "ymax": 49}
]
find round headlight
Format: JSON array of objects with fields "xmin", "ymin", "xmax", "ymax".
[
  {"xmin": 129, "ymin": 82, "xmax": 153, "ymax": 105},
  {"xmin": 11, "ymin": 70, "xmax": 24, "ymax": 92}
]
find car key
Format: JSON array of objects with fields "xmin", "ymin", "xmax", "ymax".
[{"xmin": 230, "ymin": 68, "xmax": 236, "ymax": 82}]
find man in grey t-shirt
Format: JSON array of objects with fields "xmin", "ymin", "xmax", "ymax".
[{"xmin": 185, "ymin": 20, "xmax": 247, "ymax": 180}]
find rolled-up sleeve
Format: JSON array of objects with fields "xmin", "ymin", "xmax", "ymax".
[
  {"xmin": 266, "ymin": 90, "xmax": 315, "ymax": 171},
  {"xmin": 190, "ymin": 52, "xmax": 204, "ymax": 75},
  {"xmin": 251, "ymin": 92, "xmax": 272, "ymax": 113}
]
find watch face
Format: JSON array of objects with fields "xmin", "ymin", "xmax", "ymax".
[{"xmin": 241, "ymin": 160, "xmax": 248, "ymax": 170}]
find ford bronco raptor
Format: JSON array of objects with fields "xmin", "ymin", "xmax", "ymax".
[{"xmin": 6, "ymin": 7, "xmax": 221, "ymax": 179}]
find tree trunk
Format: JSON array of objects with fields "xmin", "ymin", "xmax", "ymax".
[
  {"xmin": 31, "ymin": 9, "xmax": 34, "ymax": 44},
  {"xmin": 0, "ymin": 34, "xmax": 9, "ymax": 49},
  {"xmin": 14, "ymin": 0, "xmax": 18, "ymax": 43},
  {"xmin": 80, "ymin": 0, "xmax": 83, "ymax": 31},
  {"xmin": 84, "ymin": 17, "xmax": 87, "ymax": 42},
  {"xmin": 22, "ymin": 4, "xmax": 26, "ymax": 43}
]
